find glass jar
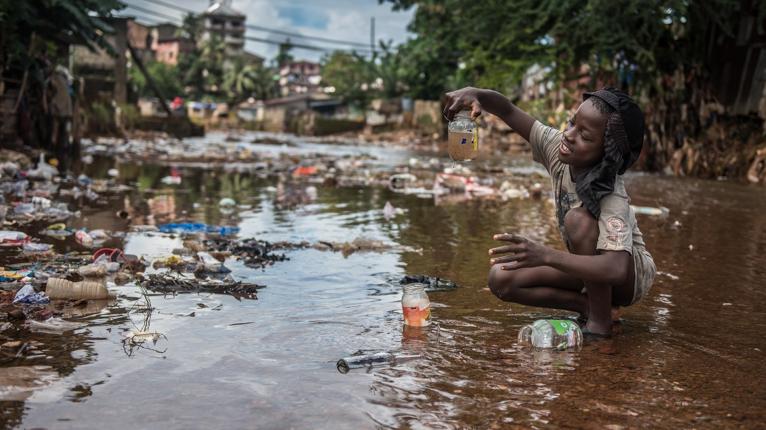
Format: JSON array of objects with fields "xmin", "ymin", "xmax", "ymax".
[
  {"xmin": 447, "ymin": 110, "xmax": 479, "ymax": 161},
  {"xmin": 402, "ymin": 283, "xmax": 431, "ymax": 327}
]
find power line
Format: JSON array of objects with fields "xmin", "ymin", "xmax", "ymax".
[
  {"xmin": 120, "ymin": 3, "xmax": 371, "ymax": 54},
  {"xmin": 136, "ymin": 0, "xmax": 371, "ymax": 48},
  {"xmin": 123, "ymin": 3, "xmax": 180, "ymax": 23}
]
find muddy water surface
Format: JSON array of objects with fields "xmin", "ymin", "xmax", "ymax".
[{"xmin": 2, "ymin": 133, "xmax": 765, "ymax": 429}]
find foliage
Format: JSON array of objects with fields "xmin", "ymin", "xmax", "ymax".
[
  {"xmin": 320, "ymin": 41, "xmax": 408, "ymax": 107},
  {"xmin": 128, "ymin": 60, "xmax": 182, "ymax": 99},
  {"xmin": 321, "ymin": 51, "xmax": 375, "ymax": 107},
  {"xmin": 179, "ymin": 35, "xmax": 225, "ymax": 99},
  {"xmin": 223, "ymin": 59, "xmax": 278, "ymax": 103},
  {"xmin": 275, "ymin": 41, "xmax": 294, "ymax": 68},
  {"xmin": 178, "ymin": 13, "xmax": 202, "ymax": 45},
  {"xmin": 0, "ymin": 0, "xmax": 123, "ymax": 76},
  {"xmin": 383, "ymin": 0, "xmax": 766, "ymax": 98}
]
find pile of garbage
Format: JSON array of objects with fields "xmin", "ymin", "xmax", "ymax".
[{"xmin": 80, "ymin": 134, "xmax": 551, "ymax": 206}]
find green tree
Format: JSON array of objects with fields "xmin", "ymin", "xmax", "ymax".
[
  {"xmin": 128, "ymin": 60, "xmax": 182, "ymax": 99},
  {"xmin": 0, "ymin": 0, "xmax": 123, "ymax": 78},
  {"xmin": 275, "ymin": 40, "xmax": 294, "ymax": 67},
  {"xmin": 223, "ymin": 59, "xmax": 278, "ymax": 103},
  {"xmin": 321, "ymin": 51, "xmax": 375, "ymax": 107},
  {"xmin": 384, "ymin": 0, "xmax": 766, "ymax": 97},
  {"xmin": 180, "ymin": 35, "xmax": 225, "ymax": 99},
  {"xmin": 375, "ymin": 41, "xmax": 406, "ymax": 99},
  {"xmin": 178, "ymin": 12, "xmax": 202, "ymax": 45}
]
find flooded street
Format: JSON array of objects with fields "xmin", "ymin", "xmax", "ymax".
[{"xmin": 2, "ymin": 132, "xmax": 766, "ymax": 429}]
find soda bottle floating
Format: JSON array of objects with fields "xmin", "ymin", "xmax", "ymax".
[{"xmin": 517, "ymin": 319, "xmax": 583, "ymax": 350}]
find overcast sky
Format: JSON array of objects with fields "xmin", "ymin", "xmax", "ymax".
[{"xmin": 121, "ymin": 0, "xmax": 415, "ymax": 63}]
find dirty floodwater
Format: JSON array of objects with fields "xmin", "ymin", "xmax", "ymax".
[{"xmin": 2, "ymin": 132, "xmax": 766, "ymax": 429}]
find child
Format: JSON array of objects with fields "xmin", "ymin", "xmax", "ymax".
[{"xmin": 443, "ymin": 87, "xmax": 656, "ymax": 337}]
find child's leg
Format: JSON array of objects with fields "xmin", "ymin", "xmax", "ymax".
[
  {"xmin": 564, "ymin": 208, "xmax": 634, "ymax": 335},
  {"xmin": 488, "ymin": 264, "xmax": 586, "ymax": 314}
]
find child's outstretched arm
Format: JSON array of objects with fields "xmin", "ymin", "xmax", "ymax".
[{"xmin": 443, "ymin": 87, "xmax": 535, "ymax": 143}]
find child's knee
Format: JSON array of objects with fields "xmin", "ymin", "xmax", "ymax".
[
  {"xmin": 564, "ymin": 207, "xmax": 598, "ymax": 250},
  {"xmin": 488, "ymin": 265, "xmax": 518, "ymax": 301}
]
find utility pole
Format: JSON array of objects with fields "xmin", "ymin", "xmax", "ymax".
[{"xmin": 370, "ymin": 17, "xmax": 375, "ymax": 55}]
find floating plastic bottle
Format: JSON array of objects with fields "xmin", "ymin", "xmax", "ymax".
[
  {"xmin": 517, "ymin": 319, "xmax": 583, "ymax": 350},
  {"xmin": 46, "ymin": 278, "xmax": 109, "ymax": 300},
  {"xmin": 336, "ymin": 352, "xmax": 421, "ymax": 374},
  {"xmin": 630, "ymin": 205, "xmax": 670, "ymax": 217},
  {"xmin": 402, "ymin": 283, "xmax": 431, "ymax": 327}
]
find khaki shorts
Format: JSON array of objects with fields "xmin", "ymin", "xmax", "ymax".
[{"xmin": 630, "ymin": 246, "xmax": 656, "ymax": 305}]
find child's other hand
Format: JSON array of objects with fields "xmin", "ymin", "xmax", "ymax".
[
  {"xmin": 488, "ymin": 233, "xmax": 549, "ymax": 270},
  {"xmin": 443, "ymin": 87, "xmax": 483, "ymax": 121}
]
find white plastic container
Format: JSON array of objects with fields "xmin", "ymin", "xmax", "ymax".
[{"xmin": 46, "ymin": 278, "xmax": 109, "ymax": 300}]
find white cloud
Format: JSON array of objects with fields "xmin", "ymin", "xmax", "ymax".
[
  {"xmin": 234, "ymin": 0, "xmax": 414, "ymax": 62},
  {"xmin": 124, "ymin": 0, "xmax": 414, "ymax": 63}
]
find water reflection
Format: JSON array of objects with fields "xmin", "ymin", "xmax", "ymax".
[{"xmin": 5, "ymin": 146, "xmax": 766, "ymax": 428}]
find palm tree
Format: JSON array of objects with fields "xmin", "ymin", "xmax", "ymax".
[{"xmin": 224, "ymin": 59, "xmax": 278, "ymax": 103}]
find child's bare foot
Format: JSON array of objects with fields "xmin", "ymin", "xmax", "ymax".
[
  {"xmin": 611, "ymin": 306, "xmax": 622, "ymax": 322},
  {"xmin": 577, "ymin": 306, "xmax": 622, "ymax": 327},
  {"xmin": 582, "ymin": 319, "xmax": 612, "ymax": 337}
]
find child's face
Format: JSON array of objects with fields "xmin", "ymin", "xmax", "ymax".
[{"xmin": 558, "ymin": 99, "xmax": 607, "ymax": 170}]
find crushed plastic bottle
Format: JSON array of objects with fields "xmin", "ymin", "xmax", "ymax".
[
  {"xmin": 75, "ymin": 230, "xmax": 94, "ymax": 247},
  {"xmin": 517, "ymin": 319, "xmax": 582, "ymax": 350}
]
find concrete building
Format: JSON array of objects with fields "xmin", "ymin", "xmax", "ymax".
[
  {"xmin": 202, "ymin": 0, "xmax": 245, "ymax": 61},
  {"xmin": 279, "ymin": 61, "xmax": 321, "ymax": 96},
  {"xmin": 155, "ymin": 38, "xmax": 194, "ymax": 66}
]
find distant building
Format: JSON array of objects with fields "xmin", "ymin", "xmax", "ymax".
[
  {"xmin": 150, "ymin": 23, "xmax": 180, "ymax": 49},
  {"xmin": 202, "ymin": 0, "xmax": 245, "ymax": 62},
  {"xmin": 279, "ymin": 61, "xmax": 321, "ymax": 96},
  {"xmin": 145, "ymin": 22, "xmax": 192, "ymax": 67},
  {"xmin": 127, "ymin": 20, "xmax": 153, "ymax": 64},
  {"xmin": 155, "ymin": 38, "xmax": 194, "ymax": 66}
]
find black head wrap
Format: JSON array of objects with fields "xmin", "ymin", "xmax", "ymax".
[{"xmin": 574, "ymin": 88, "xmax": 645, "ymax": 218}]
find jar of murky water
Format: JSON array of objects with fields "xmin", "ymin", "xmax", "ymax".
[
  {"xmin": 402, "ymin": 283, "xmax": 431, "ymax": 327},
  {"xmin": 447, "ymin": 110, "xmax": 478, "ymax": 161}
]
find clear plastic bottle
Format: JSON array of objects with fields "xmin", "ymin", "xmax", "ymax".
[
  {"xmin": 447, "ymin": 110, "xmax": 479, "ymax": 161},
  {"xmin": 518, "ymin": 319, "xmax": 582, "ymax": 350},
  {"xmin": 402, "ymin": 283, "xmax": 431, "ymax": 327}
]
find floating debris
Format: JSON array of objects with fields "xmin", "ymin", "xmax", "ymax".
[
  {"xmin": 139, "ymin": 272, "xmax": 264, "ymax": 300},
  {"xmin": 400, "ymin": 274, "xmax": 458, "ymax": 292},
  {"xmin": 203, "ymin": 238, "xmax": 289, "ymax": 269}
]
